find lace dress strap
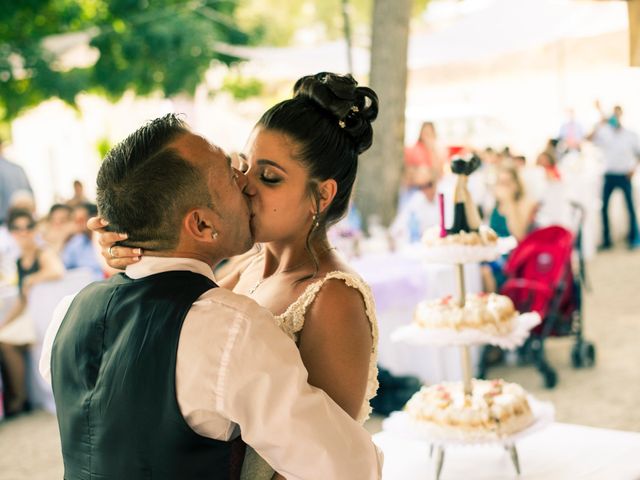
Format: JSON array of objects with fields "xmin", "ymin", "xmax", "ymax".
[
  {"xmin": 275, "ymin": 271, "xmax": 378, "ymax": 348},
  {"xmin": 275, "ymin": 271, "xmax": 379, "ymax": 423}
]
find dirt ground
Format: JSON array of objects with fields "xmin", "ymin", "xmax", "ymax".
[{"xmin": 1, "ymin": 246, "xmax": 639, "ymax": 480}]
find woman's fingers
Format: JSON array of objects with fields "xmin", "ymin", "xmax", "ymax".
[
  {"xmin": 102, "ymin": 245, "xmax": 142, "ymax": 269},
  {"xmin": 87, "ymin": 216, "xmax": 109, "ymax": 232},
  {"xmin": 88, "ymin": 216, "xmax": 141, "ymax": 269},
  {"xmin": 106, "ymin": 245, "xmax": 142, "ymax": 260},
  {"xmin": 98, "ymin": 231, "xmax": 128, "ymax": 248}
]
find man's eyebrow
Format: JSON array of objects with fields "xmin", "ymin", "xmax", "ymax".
[
  {"xmin": 225, "ymin": 154, "xmax": 232, "ymax": 166},
  {"xmin": 238, "ymin": 153, "xmax": 247, "ymax": 161}
]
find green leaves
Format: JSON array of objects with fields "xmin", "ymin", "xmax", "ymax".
[{"xmin": 0, "ymin": 0, "xmax": 248, "ymax": 124}]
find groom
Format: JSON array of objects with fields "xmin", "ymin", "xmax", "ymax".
[{"xmin": 40, "ymin": 114, "xmax": 382, "ymax": 479}]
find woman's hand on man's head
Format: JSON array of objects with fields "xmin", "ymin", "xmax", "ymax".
[{"xmin": 87, "ymin": 216, "xmax": 141, "ymax": 270}]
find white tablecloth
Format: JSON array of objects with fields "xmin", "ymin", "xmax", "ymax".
[
  {"xmin": 374, "ymin": 422, "xmax": 640, "ymax": 479},
  {"xmin": 350, "ymin": 248, "xmax": 483, "ymax": 384}
]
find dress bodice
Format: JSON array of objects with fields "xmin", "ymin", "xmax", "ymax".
[
  {"xmin": 240, "ymin": 271, "xmax": 379, "ymax": 479},
  {"xmin": 273, "ymin": 270, "xmax": 379, "ymax": 423}
]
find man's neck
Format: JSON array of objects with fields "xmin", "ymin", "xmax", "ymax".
[{"xmin": 144, "ymin": 249, "xmax": 220, "ymax": 268}]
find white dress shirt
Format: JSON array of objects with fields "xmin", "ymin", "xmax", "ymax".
[
  {"xmin": 592, "ymin": 123, "xmax": 640, "ymax": 174},
  {"xmin": 390, "ymin": 190, "xmax": 440, "ymax": 244},
  {"xmin": 40, "ymin": 256, "xmax": 382, "ymax": 480}
]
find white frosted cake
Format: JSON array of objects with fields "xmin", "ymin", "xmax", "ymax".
[
  {"xmin": 422, "ymin": 225, "xmax": 498, "ymax": 247},
  {"xmin": 405, "ymin": 379, "xmax": 534, "ymax": 439},
  {"xmin": 414, "ymin": 293, "xmax": 517, "ymax": 335}
]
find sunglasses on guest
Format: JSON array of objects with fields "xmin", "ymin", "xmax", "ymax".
[{"xmin": 9, "ymin": 222, "xmax": 36, "ymax": 232}]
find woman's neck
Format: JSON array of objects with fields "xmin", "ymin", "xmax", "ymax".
[
  {"xmin": 261, "ymin": 233, "xmax": 332, "ymax": 278},
  {"xmin": 20, "ymin": 243, "xmax": 38, "ymax": 256}
]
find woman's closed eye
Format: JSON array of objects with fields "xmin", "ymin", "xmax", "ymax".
[{"xmin": 260, "ymin": 168, "xmax": 282, "ymax": 185}]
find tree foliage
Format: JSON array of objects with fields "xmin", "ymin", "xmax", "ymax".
[
  {"xmin": 0, "ymin": 0, "xmax": 249, "ymax": 123},
  {"xmin": 235, "ymin": 0, "xmax": 429, "ymax": 46}
]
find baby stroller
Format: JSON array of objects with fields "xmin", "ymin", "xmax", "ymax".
[{"xmin": 478, "ymin": 209, "xmax": 596, "ymax": 388}]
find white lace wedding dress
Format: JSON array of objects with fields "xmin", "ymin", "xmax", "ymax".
[{"xmin": 240, "ymin": 271, "xmax": 379, "ymax": 480}]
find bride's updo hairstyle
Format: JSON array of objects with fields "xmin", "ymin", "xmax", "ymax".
[{"xmin": 257, "ymin": 72, "xmax": 378, "ymax": 229}]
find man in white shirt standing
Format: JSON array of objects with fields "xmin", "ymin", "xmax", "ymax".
[
  {"xmin": 589, "ymin": 104, "xmax": 640, "ymax": 250},
  {"xmin": 40, "ymin": 114, "xmax": 382, "ymax": 480}
]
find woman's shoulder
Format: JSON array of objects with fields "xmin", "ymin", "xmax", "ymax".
[
  {"xmin": 307, "ymin": 256, "xmax": 368, "ymax": 292},
  {"xmin": 293, "ymin": 262, "xmax": 372, "ymax": 316}
]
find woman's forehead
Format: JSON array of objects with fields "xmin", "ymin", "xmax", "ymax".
[{"xmin": 248, "ymin": 128, "xmax": 297, "ymax": 154}]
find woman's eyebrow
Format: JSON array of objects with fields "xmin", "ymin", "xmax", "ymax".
[{"xmin": 257, "ymin": 159, "xmax": 287, "ymax": 174}]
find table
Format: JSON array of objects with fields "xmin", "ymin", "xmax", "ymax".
[
  {"xmin": 374, "ymin": 422, "xmax": 640, "ymax": 479},
  {"xmin": 349, "ymin": 248, "xmax": 483, "ymax": 384}
]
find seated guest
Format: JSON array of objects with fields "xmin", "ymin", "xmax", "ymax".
[
  {"xmin": 482, "ymin": 165, "xmax": 538, "ymax": 292},
  {"xmin": 0, "ymin": 193, "xmax": 37, "ymax": 284},
  {"xmin": 490, "ymin": 165, "xmax": 538, "ymax": 241},
  {"xmin": 41, "ymin": 204, "xmax": 74, "ymax": 254},
  {"xmin": 391, "ymin": 166, "xmax": 440, "ymax": 245},
  {"xmin": 0, "ymin": 209, "xmax": 63, "ymax": 415},
  {"xmin": 61, "ymin": 203, "xmax": 103, "ymax": 279}
]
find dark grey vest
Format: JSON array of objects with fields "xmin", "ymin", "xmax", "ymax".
[{"xmin": 51, "ymin": 271, "xmax": 245, "ymax": 479}]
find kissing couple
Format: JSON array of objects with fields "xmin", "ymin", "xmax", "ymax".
[{"xmin": 41, "ymin": 72, "xmax": 383, "ymax": 479}]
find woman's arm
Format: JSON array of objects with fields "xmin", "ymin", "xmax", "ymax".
[
  {"xmin": 502, "ymin": 199, "xmax": 538, "ymax": 241},
  {"xmin": 297, "ymin": 279, "xmax": 373, "ymax": 420}
]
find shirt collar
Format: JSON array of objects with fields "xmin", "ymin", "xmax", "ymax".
[{"xmin": 125, "ymin": 256, "xmax": 216, "ymax": 282}]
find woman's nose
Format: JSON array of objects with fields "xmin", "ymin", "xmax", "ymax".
[{"xmin": 234, "ymin": 167, "xmax": 248, "ymax": 190}]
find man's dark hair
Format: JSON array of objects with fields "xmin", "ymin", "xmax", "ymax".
[{"xmin": 97, "ymin": 114, "xmax": 211, "ymax": 250}]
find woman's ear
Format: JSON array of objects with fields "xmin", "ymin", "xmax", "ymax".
[{"xmin": 317, "ymin": 179, "xmax": 338, "ymax": 214}]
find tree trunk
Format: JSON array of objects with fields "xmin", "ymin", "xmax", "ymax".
[
  {"xmin": 356, "ymin": 0, "xmax": 412, "ymax": 229},
  {"xmin": 630, "ymin": 0, "xmax": 640, "ymax": 67}
]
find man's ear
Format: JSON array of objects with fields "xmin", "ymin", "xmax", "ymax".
[
  {"xmin": 183, "ymin": 208, "xmax": 217, "ymax": 242},
  {"xmin": 315, "ymin": 179, "xmax": 337, "ymax": 214}
]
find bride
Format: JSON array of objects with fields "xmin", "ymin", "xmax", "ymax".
[{"xmin": 94, "ymin": 72, "xmax": 380, "ymax": 479}]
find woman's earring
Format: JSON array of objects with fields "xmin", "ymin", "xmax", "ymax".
[
  {"xmin": 312, "ymin": 214, "xmax": 320, "ymax": 230},
  {"xmin": 212, "ymin": 231, "xmax": 219, "ymax": 240}
]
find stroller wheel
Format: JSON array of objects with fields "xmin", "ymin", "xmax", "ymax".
[
  {"xmin": 571, "ymin": 341, "xmax": 596, "ymax": 368},
  {"xmin": 543, "ymin": 369, "xmax": 558, "ymax": 389}
]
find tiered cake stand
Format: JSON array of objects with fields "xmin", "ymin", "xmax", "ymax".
[{"xmin": 388, "ymin": 243, "xmax": 552, "ymax": 480}]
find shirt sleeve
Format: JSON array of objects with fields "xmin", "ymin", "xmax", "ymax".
[
  {"xmin": 221, "ymin": 302, "xmax": 383, "ymax": 480},
  {"xmin": 633, "ymin": 133, "xmax": 640, "ymax": 159},
  {"xmin": 39, "ymin": 294, "xmax": 76, "ymax": 385}
]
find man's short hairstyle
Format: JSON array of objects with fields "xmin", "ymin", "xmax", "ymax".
[{"xmin": 96, "ymin": 114, "xmax": 212, "ymax": 250}]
